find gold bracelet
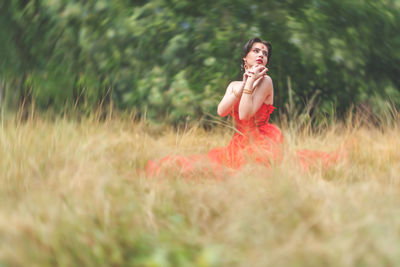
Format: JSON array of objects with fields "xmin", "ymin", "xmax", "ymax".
[
  {"xmin": 232, "ymin": 88, "xmax": 240, "ymax": 98},
  {"xmin": 243, "ymin": 88, "xmax": 253, "ymax": 94}
]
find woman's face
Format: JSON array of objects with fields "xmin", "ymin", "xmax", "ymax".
[{"xmin": 243, "ymin": 42, "xmax": 269, "ymax": 68}]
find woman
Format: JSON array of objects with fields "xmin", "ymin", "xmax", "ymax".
[
  {"xmin": 207, "ymin": 38, "xmax": 284, "ymax": 169},
  {"xmin": 146, "ymin": 38, "xmax": 338, "ymax": 176},
  {"xmin": 218, "ymin": 38, "xmax": 272, "ymax": 120}
]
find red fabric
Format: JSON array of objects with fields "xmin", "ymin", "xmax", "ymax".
[
  {"xmin": 146, "ymin": 101, "xmax": 341, "ymax": 177},
  {"xmin": 207, "ymin": 103, "xmax": 283, "ymax": 169}
]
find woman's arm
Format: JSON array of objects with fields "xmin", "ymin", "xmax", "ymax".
[
  {"xmin": 250, "ymin": 76, "xmax": 273, "ymax": 111},
  {"xmin": 239, "ymin": 66, "xmax": 272, "ymax": 120},
  {"xmin": 217, "ymin": 75, "xmax": 248, "ymax": 117}
]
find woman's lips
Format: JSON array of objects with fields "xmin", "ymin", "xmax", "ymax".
[{"xmin": 256, "ymin": 59, "xmax": 263, "ymax": 64}]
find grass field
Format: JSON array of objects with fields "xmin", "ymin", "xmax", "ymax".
[{"xmin": 0, "ymin": 111, "xmax": 399, "ymax": 266}]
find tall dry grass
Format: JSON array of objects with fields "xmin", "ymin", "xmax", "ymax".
[{"xmin": 0, "ymin": 108, "xmax": 399, "ymax": 266}]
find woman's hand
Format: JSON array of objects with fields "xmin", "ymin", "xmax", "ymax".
[
  {"xmin": 242, "ymin": 71, "xmax": 250, "ymax": 83},
  {"xmin": 247, "ymin": 65, "xmax": 268, "ymax": 80}
]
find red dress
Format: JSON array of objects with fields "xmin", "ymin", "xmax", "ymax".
[
  {"xmin": 146, "ymin": 100, "xmax": 284, "ymax": 177},
  {"xmin": 146, "ymin": 100, "xmax": 340, "ymax": 177},
  {"xmin": 207, "ymin": 102, "xmax": 283, "ymax": 169}
]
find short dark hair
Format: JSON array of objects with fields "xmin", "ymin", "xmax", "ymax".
[{"xmin": 240, "ymin": 38, "xmax": 272, "ymax": 72}]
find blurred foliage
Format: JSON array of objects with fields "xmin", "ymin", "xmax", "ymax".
[{"xmin": 0, "ymin": 0, "xmax": 399, "ymax": 124}]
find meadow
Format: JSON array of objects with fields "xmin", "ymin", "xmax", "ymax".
[{"xmin": 0, "ymin": 109, "xmax": 399, "ymax": 267}]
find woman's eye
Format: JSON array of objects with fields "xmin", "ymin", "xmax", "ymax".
[{"xmin": 263, "ymin": 51, "xmax": 268, "ymax": 56}]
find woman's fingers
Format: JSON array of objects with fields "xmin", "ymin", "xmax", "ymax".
[
  {"xmin": 254, "ymin": 65, "xmax": 265, "ymax": 73},
  {"xmin": 260, "ymin": 68, "xmax": 268, "ymax": 75},
  {"xmin": 245, "ymin": 70, "xmax": 254, "ymax": 80},
  {"xmin": 251, "ymin": 66, "xmax": 266, "ymax": 78},
  {"xmin": 248, "ymin": 65, "xmax": 269, "ymax": 79},
  {"xmin": 243, "ymin": 73, "xmax": 248, "ymax": 82}
]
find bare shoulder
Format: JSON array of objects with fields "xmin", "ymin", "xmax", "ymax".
[
  {"xmin": 262, "ymin": 75, "xmax": 273, "ymax": 86},
  {"xmin": 259, "ymin": 75, "xmax": 273, "ymax": 91},
  {"xmin": 261, "ymin": 75, "xmax": 274, "ymax": 105}
]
